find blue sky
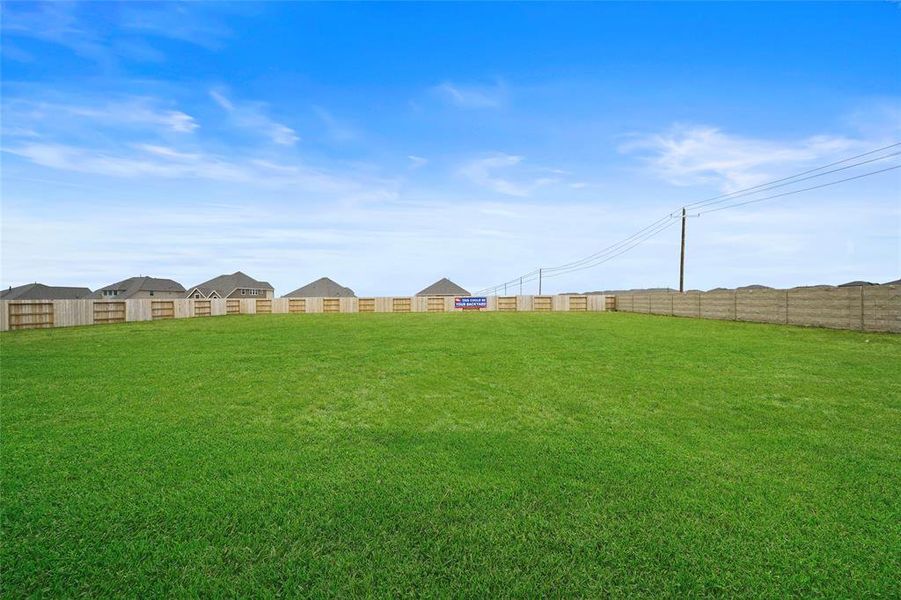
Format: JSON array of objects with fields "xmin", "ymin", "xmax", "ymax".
[{"xmin": 2, "ymin": 1, "xmax": 899, "ymax": 295}]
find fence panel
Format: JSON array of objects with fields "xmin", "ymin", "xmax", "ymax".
[
  {"xmin": 323, "ymin": 298, "xmax": 340, "ymax": 313},
  {"xmin": 533, "ymin": 296, "xmax": 553, "ymax": 312},
  {"xmin": 8, "ymin": 302, "xmax": 54, "ymax": 330},
  {"xmin": 498, "ymin": 297, "xmax": 517, "ymax": 312},
  {"xmin": 94, "ymin": 301, "xmax": 126, "ymax": 324},
  {"xmin": 289, "ymin": 298, "xmax": 306, "ymax": 314},
  {"xmin": 151, "ymin": 301, "xmax": 175, "ymax": 320},
  {"xmin": 194, "ymin": 300, "xmax": 212, "ymax": 317},
  {"xmin": 568, "ymin": 296, "xmax": 588, "ymax": 312},
  {"xmin": 392, "ymin": 298, "xmax": 411, "ymax": 313}
]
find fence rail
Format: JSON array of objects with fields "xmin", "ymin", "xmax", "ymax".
[
  {"xmin": 0, "ymin": 295, "xmax": 606, "ymax": 332},
  {"xmin": 613, "ymin": 285, "xmax": 900, "ymax": 333}
]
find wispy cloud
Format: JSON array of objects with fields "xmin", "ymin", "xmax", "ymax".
[
  {"xmin": 1, "ymin": 2, "xmax": 110, "ymax": 65},
  {"xmin": 313, "ymin": 107, "xmax": 359, "ymax": 143},
  {"xmin": 119, "ymin": 3, "xmax": 232, "ymax": 50},
  {"xmin": 407, "ymin": 155, "xmax": 429, "ymax": 169},
  {"xmin": 0, "ymin": 2, "xmax": 233, "ymax": 66},
  {"xmin": 459, "ymin": 153, "xmax": 559, "ymax": 197},
  {"xmin": 4, "ymin": 142, "xmax": 385, "ymax": 197},
  {"xmin": 210, "ymin": 89, "xmax": 298, "ymax": 145},
  {"xmin": 619, "ymin": 125, "xmax": 861, "ymax": 191},
  {"xmin": 3, "ymin": 96, "xmax": 198, "ymax": 135},
  {"xmin": 432, "ymin": 81, "xmax": 506, "ymax": 109}
]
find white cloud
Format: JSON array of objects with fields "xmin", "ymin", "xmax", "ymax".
[
  {"xmin": 619, "ymin": 125, "xmax": 862, "ymax": 191},
  {"xmin": 1, "ymin": 2, "xmax": 232, "ymax": 66},
  {"xmin": 313, "ymin": 107, "xmax": 359, "ymax": 143},
  {"xmin": 3, "ymin": 97, "xmax": 198, "ymax": 134},
  {"xmin": 432, "ymin": 82, "xmax": 506, "ymax": 109},
  {"xmin": 210, "ymin": 89, "xmax": 299, "ymax": 145},
  {"xmin": 459, "ymin": 153, "xmax": 559, "ymax": 197},
  {"xmin": 4, "ymin": 142, "xmax": 380, "ymax": 195},
  {"xmin": 407, "ymin": 155, "xmax": 429, "ymax": 169}
]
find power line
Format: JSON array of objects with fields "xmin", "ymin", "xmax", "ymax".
[
  {"xmin": 537, "ymin": 148, "xmax": 901, "ymax": 278},
  {"xmin": 683, "ymin": 141, "xmax": 901, "ymax": 209},
  {"xmin": 684, "ymin": 150, "xmax": 901, "ymax": 211},
  {"xmin": 474, "ymin": 143, "xmax": 901, "ymax": 295},
  {"xmin": 697, "ymin": 163, "xmax": 901, "ymax": 215}
]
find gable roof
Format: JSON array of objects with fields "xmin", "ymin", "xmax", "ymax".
[
  {"xmin": 416, "ymin": 277, "xmax": 470, "ymax": 296},
  {"xmin": 1, "ymin": 283, "xmax": 93, "ymax": 300},
  {"xmin": 188, "ymin": 271, "xmax": 273, "ymax": 297},
  {"xmin": 93, "ymin": 276, "xmax": 185, "ymax": 299},
  {"xmin": 283, "ymin": 277, "xmax": 355, "ymax": 298}
]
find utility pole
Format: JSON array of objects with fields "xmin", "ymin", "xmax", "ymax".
[
  {"xmin": 519, "ymin": 277, "xmax": 523, "ymax": 295},
  {"xmin": 504, "ymin": 283, "xmax": 507, "ymax": 295},
  {"xmin": 679, "ymin": 207, "xmax": 686, "ymax": 293},
  {"xmin": 539, "ymin": 268, "xmax": 543, "ymax": 295}
]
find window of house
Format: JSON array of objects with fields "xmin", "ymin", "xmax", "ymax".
[
  {"xmin": 149, "ymin": 291, "xmax": 154, "ymax": 296},
  {"xmin": 241, "ymin": 289, "xmax": 245, "ymax": 295}
]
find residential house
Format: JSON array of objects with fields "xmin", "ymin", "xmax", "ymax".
[
  {"xmin": 283, "ymin": 277, "xmax": 355, "ymax": 298},
  {"xmin": 93, "ymin": 276, "xmax": 186, "ymax": 299},
  {"xmin": 1, "ymin": 283, "xmax": 93, "ymax": 300},
  {"xmin": 415, "ymin": 278, "xmax": 470, "ymax": 297},
  {"xmin": 186, "ymin": 271, "xmax": 274, "ymax": 299}
]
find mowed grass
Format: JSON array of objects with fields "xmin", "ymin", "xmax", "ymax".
[{"xmin": 2, "ymin": 313, "xmax": 899, "ymax": 597}]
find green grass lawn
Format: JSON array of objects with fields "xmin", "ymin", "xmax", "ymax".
[{"xmin": 2, "ymin": 313, "xmax": 899, "ymax": 597}]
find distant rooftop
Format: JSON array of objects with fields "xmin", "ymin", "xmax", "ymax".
[
  {"xmin": 283, "ymin": 277, "xmax": 355, "ymax": 298},
  {"xmin": 416, "ymin": 278, "xmax": 470, "ymax": 297},
  {"xmin": 1, "ymin": 283, "xmax": 93, "ymax": 300}
]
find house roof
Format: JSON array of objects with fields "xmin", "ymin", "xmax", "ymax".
[
  {"xmin": 188, "ymin": 271, "xmax": 273, "ymax": 297},
  {"xmin": 1, "ymin": 283, "xmax": 93, "ymax": 300},
  {"xmin": 416, "ymin": 277, "xmax": 470, "ymax": 296},
  {"xmin": 283, "ymin": 277, "xmax": 355, "ymax": 298},
  {"xmin": 93, "ymin": 276, "xmax": 185, "ymax": 299}
]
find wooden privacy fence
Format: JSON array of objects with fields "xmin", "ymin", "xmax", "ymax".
[
  {"xmin": 614, "ymin": 285, "xmax": 900, "ymax": 333},
  {"xmin": 0, "ymin": 295, "xmax": 606, "ymax": 332}
]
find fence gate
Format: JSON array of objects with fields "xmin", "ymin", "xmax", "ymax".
[
  {"xmin": 497, "ymin": 297, "xmax": 517, "ymax": 312},
  {"xmin": 256, "ymin": 299, "xmax": 272, "ymax": 314},
  {"xmin": 194, "ymin": 300, "xmax": 211, "ymax": 317},
  {"xmin": 8, "ymin": 302, "xmax": 54, "ymax": 330},
  {"xmin": 323, "ymin": 298, "xmax": 340, "ymax": 313},
  {"xmin": 289, "ymin": 299, "xmax": 306, "ymax": 314},
  {"xmin": 358, "ymin": 298, "xmax": 375, "ymax": 313},
  {"xmin": 569, "ymin": 296, "xmax": 588, "ymax": 312},
  {"xmin": 94, "ymin": 301, "xmax": 126, "ymax": 324},
  {"xmin": 226, "ymin": 299, "xmax": 241, "ymax": 315},
  {"xmin": 427, "ymin": 297, "xmax": 445, "ymax": 312},
  {"xmin": 605, "ymin": 296, "xmax": 616, "ymax": 311},
  {"xmin": 533, "ymin": 296, "xmax": 553, "ymax": 312},
  {"xmin": 392, "ymin": 297, "xmax": 411, "ymax": 313}
]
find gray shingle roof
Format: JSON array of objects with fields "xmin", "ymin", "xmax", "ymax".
[
  {"xmin": 188, "ymin": 271, "xmax": 273, "ymax": 297},
  {"xmin": 416, "ymin": 278, "xmax": 470, "ymax": 297},
  {"xmin": 283, "ymin": 277, "xmax": 355, "ymax": 298},
  {"xmin": 1, "ymin": 283, "xmax": 93, "ymax": 300},
  {"xmin": 93, "ymin": 276, "xmax": 185, "ymax": 299}
]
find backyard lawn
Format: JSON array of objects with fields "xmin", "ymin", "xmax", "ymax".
[{"xmin": 2, "ymin": 312, "xmax": 899, "ymax": 596}]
